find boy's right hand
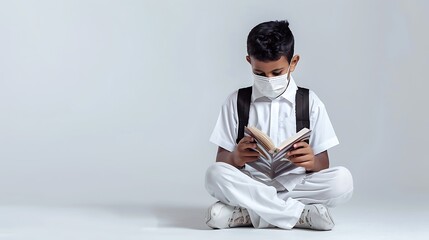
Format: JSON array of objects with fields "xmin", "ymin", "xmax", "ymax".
[{"xmin": 232, "ymin": 136, "xmax": 260, "ymax": 167}]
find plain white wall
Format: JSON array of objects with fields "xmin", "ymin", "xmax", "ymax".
[{"xmin": 0, "ymin": 0, "xmax": 428, "ymax": 206}]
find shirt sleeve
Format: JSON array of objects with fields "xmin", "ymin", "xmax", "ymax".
[
  {"xmin": 309, "ymin": 91, "xmax": 339, "ymax": 155},
  {"xmin": 209, "ymin": 91, "xmax": 239, "ymax": 152}
]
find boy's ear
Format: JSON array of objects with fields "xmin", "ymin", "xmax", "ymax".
[
  {"xmin": 246, "ymin": 55, "xmax": 251, "ymax": 64},
  {"xmin": 289, "ymin": 55, "xmax": 300, "ymax": 72}
]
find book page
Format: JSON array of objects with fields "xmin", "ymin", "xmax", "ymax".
[
  {"xmin": 276, "ymin": 128, "xmax": 311, "ymax": 152},
  {"xmin": 245, "ymin": 126, "xmax": 276, "ymax": 153}
]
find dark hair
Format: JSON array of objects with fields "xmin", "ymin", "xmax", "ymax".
[{"xmin": 247, "ymin": 20, "xmax": 294, "ymax": 63}]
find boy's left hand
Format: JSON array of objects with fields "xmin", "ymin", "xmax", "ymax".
[{"xmin": 286, "ymin": 141, "xmax": 315, "ymax": 171}]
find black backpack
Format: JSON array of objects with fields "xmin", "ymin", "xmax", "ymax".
[{"xmin": 236, "ymin": 86, "xmax": 310, "ymax": 144}]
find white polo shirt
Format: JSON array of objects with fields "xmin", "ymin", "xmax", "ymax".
[{"xmin": 209, "ymin": 76, "xmax": 339, "ymax": 190}]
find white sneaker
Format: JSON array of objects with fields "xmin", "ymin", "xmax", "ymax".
[
  {"xmin": 294, "ymin": 204, "xmax": 335, "ymax": 231},
  {"xmin": 205, "ymin": 201, "xmax": 252, "ymax": 229}
]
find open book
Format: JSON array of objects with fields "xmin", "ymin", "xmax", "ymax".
[{"xmin": 244, "ymin": 126, "xmax": 311, "ymax": 179}]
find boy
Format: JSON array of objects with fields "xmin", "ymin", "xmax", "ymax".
[{"xmin": 205, "ymin": 20, "xmax": 353, "ymax": 230}]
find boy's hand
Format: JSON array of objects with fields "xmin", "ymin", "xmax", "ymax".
[
  {"xmin": 233, "ymin": 136, "xmax": 260, "ymax": 167},
  {"xmin": 286, "ymin": 141, "xmax": 315, "ymax": 171}
]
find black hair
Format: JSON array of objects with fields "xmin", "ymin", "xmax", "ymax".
[{"xmin": 247, "ymin": 20, "xmax": 294, "ymax": 63}]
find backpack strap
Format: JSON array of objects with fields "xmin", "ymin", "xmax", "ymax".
[
  {"xmin": 295, "ymin": 86, "xmax": 310, "ymax": 132},
  {"xmin": 236, "ymin": 86, "xmax": 252, "ymax": 144}
]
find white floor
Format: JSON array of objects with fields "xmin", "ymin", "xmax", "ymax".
[{"xmin": 1, "ymin": 199, "xmax": 428, "ymax": 240}]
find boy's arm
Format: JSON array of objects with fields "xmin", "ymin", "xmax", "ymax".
[
  {"xmin": 311, "ymin": 150, "xmax": 329, "ymax": 172},
  {"xmin": 216, "ymin": 136, "xmax": 260, "ymax": 168}
]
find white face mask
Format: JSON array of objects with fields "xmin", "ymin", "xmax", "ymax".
[{"xmin": 253, "ymin": 67, "xmax": 291, "ymax": 99}]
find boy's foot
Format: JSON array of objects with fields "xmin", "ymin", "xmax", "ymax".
[
  {"xmin": 205, "ymin": 201, "xmax": 252, "ymax": 229},
  {"xmin": 294, "ymin": 204, "xmax": 335, "ymax": 231}
]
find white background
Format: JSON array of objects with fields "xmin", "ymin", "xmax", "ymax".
[{"xmin": 1, "ymin": 0, "xmax": 428, "ymax": 208}]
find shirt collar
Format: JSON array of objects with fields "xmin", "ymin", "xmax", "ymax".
[{"xmin": 252, "ymin": 75, "xmax": 298, "ymax": 103}]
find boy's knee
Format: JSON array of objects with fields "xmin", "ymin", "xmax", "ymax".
[
  {"xmin": 327, "ymin": 166, "xmax": 354, "ymax": 205},
  {"xmin": 205, "ymin": 162, "xmax": 237, "ymax": 190}
]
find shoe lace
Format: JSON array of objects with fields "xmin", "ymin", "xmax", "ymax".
[
  {"xmin": 230, "ymin": 207, "xmax": 251, "ymax": 225},
  {"xmin": 298, "ymin": 209, "xmax": 312, "ymax": 227}
]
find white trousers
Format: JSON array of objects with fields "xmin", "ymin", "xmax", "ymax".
[{"xmin": 205, "ymin": 162, "xmax": 354, "ymax": 229}]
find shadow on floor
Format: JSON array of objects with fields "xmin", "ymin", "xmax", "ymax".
[
  {"xmin": 151, "ymin": 205, "xmax": 208, "ymax": 230},
  {"xmin": 92, "ymin": 204, "xmax": 209, "ymax": 230}
]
